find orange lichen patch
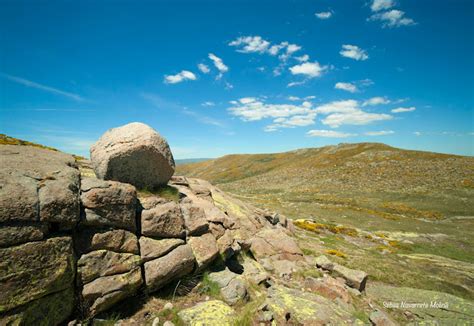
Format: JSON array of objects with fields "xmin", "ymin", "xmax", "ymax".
[
  {"xmin": 364, "ymin": 234, "xmax": 373, "ymax": 240},
  {"xmin": 374, "ymin": 232, "xmax": 387, "ymax": 239},
  {"xmin": 461, "ymin": 179, "xmax": 474, "ymax": 189},
  {"xmin": 294, "ymin": 219, "xmax": 326, "ymax": 233},
  {"xmin": 326, "ymin": 225, "xmax": 358, "ymax": 237},
  {"xmin": 325, "ymin": 249, "xmax": 347, "ymax": 258},
  {"xmin": 388, "ymin": 240, "xmax": 400, "ymax": 248},
  {"xmin": 294, "ymin": 219, "xmax": 358, "ymax": 237},
  {"xmin": 382, "ymin": 202, "xmax": 443, "ymax": 220},
  {"xmin": 376, "ymin": 245, "xmax": 396, "ymax": 253}
]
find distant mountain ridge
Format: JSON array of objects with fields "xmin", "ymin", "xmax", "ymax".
[
  {"xmin": 176, "ymin": 142, "xmax": 472, "ymax": 186},
  {"xmin": 175, "ymin": 158, "xmax": 211, "ymax": 165}
]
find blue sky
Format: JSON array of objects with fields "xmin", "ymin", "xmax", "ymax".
[{"xmin": 1, "ymin": 0, "xmax": 473, "ymax": 158}]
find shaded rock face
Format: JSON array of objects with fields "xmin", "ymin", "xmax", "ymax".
[
  {"xmin": 0, "ymin": 237, "xmax": 76, "ymax": 325},
  {"xmin": 90, "ymin": 122, "xmax": 175, "ymax": 188}
]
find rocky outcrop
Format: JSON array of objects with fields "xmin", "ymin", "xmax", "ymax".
[
  {"xmin": 0, "ymin": 129, "xmax": 380, "ymax": 326},
  {"xmin": 90, "ymin": 122, "xmax": 175, "ymax": 188}
]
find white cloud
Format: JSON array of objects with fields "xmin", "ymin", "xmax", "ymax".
[
  {"xmin": 315, "ymin": 11, "xmax": 332, "ymax": 19},
  {"xmin": 370, "ymin": 0, "xmax": 395, "ymax": 12},
  {"xmin": 286, "ymin": 44, "xmax": 301, "ymax": 54},
  {"xmin": 315, "ymin": 99, "xmax": 393, "ymax": 128},
  {"xmin": 228, "ymin": 97, "xmax": 317, "ymax": 131},
  {"xmin": 289, "ymin": 62, "xmax": 327, "ymax": 78},
  {"xmin": 208, "ymin": 53, "xmax": 228, "ymax": 79},
  {"xmin": 335, "ymin": 82, "xmax": 358, "ymax": 93},
  {"xmin": 295, "ymin": 54, "xmax": 310, "ymax": 62},
  {"xmin": 322, "ymin": 111, "xmax": 392, "ymax": 128},
  {"xmin": 229, "ymin": 35, "xmax": 303, "ymax": 62},
  {"xmin": 307, "ymin": 130, "xmax": 356, "ymax": 138},
  {"xmin": 315, "ymin": 100, "xmax": 359, "ymax": 114},
  {"xmin": 363, "ymin": 96, "xmax": 390, "ymax": 106},
  {"xmin": 391, "ymin": 106, "xmax": 416, "ymax": 113},
  {"xmin": 239, "ymin": 97, "xmax": 257, "ymax": 104},
  {"xmin": 1, "ymin": 73, "xmax": 85, "ymax": 101},
  {"xmin": 163, "ymin": 70, "xmax": 197, "ymax": 84},
  {"xmin": 229, "ymin": 36, "xmax": 270, "ymax": 53},
  {"xmin": 340, "ymin": 44, "xmax": 369, "ymax": 61},
  {"xmin": 201, "ymin": 101, "xmax": 215, "ymax": 107},
  {"xmin": 413, "ymin": 131, "xmax": 422, "ymax": 136},
  {"xmin": 369, "ymin": 9, "xmax": 415, "ymax": 28},
  {"xmin": 197, "ymin": 63, "xmax": 210, "ymax": 74},
  {"xmin": 365, "ymin": 130, "xmax": 394, "ymax": 136}
]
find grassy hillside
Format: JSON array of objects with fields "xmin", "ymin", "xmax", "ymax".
[{"xmin": 178, "ymin": 143, "xmax": 474, "ymax": 300}]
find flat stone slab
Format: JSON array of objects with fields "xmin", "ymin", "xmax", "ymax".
[
  {"xmin": 81, "ymin": 178, "xmax": 137, "ymax": 232},
  {"xmin": 178, "ymin": 300, "xmax": 235, "ymax": 326},
  {"xmin": 0, "ymin": 145, "xmax": 80, "ymax": 227},
  {"xmin": 144, "ymin": 244, "xmax": 195, "ymax": 293}
]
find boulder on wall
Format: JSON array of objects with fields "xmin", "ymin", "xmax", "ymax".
[{"xmin": 90, "ymin": 122, "xmax": 175, "ymax": 188}]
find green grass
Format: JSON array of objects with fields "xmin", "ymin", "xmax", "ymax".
[
  {"xmin": 197, "ymin": 272, "xmax": 221, "ymax": 299},
  {"xmin": 138, "ymin": 185, "xmax": 180, "ymax": 202}
]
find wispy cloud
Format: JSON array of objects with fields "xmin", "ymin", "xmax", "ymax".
[
  {"xmin": 201, "ymin": 101, "xmax": 215, "ymax": 107},
  {"xmin": 315, "ymin": 11, "xmax": 333, "ymax": 19},
  {"xmin": 142, "ymin": 92, "xmax": 227, "ymax": 130},
  {"xmin": 164, "ymin": 70, "xmax": 197, "ymax": 84},
  {"xmin": 340, "ymin": 45, "xmax": 369, "ymax": 61},
  {"xmin": 197, "ymin": 63, "xmax": 210, "ymax": 74},
  {"xmin": 364, "ymin": 130, "xmax": 394, "ymax": 136},
  {"xmin": 1, "ymin": 73, "xmax": 85, "ymax": 101},
  {"xmin": 307, "ymin": 130, "xmax": 356, "ymax": 138},
  {"xmin": 391, "ymin": 106, "xmax": 416, "ymax": 113},
  {"xmin": 208, "ymin": 53, "xmax": 228, "ymax": 79}
]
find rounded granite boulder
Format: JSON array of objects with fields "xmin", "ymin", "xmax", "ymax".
[{"xmin": 90, "ymin": 122, "xmax": 175, "ymax": 188}]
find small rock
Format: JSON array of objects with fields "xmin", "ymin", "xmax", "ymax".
[
  {"xmin": 332, "ymin": 264, "xmax": 368, "ymax": 292},
  {"xmin": 369, "ymin": 309, "xmax": 397, "ymax": 326},
  {"xmin": 315, "ymin": 255, "xmax": 335, "ymax": 271},
  {"xmin": 163, "ymin": 321, "xmax": 175, "ymax": 326},
  {"xmin": 163, "ymin": 302, "xmax": 173, "ymax": 310},
  {"xmin": 151, "ymin": 317, "xmax": 160, "ymax": 326}
]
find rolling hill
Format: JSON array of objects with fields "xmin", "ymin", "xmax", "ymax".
[{"xmin": 177, "ymin": 143, "xmax": 474, "ymax": 300}]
